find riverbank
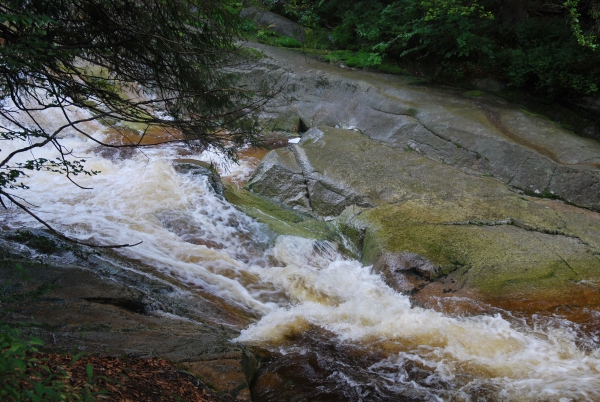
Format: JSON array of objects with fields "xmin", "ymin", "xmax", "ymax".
[{"xmin": 0, "ymin": 233, "xmax": 256, "ymax": 401}]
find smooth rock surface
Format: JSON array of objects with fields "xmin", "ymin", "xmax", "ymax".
[
  {"xmin": 0, "ymin": 233, "xmax": 255, "ymax": 401},
  {"xmin": 240, "ymin": 7, "xmax": 304, "ymax": 40},
  {"xmin": 247, "ymin": 45, "xmax": 600, "ymax": 211},
  {"xmin": 246, "ymin": 148, "xmax": 310, "ymax": 211}
]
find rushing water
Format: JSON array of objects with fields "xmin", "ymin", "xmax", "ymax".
[{"xmin": 2, "ymin": 104, "xmax": 600, "ymax": 401}]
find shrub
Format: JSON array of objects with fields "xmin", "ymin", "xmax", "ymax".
[
  {"xmin": 278, "ymin": 36, "xmax": 303, "ymax": 48},
  {"xmin": 0, "ymin": 323, "xmax": 90, "ymax": 401},
  {"xmin": 302, "ymin": 28, "xmax": 333, "ymax": 50},
  {"xmin": 323, "ymin": 49, "xmax": 355, "ymax": 63},
  {"xmin": 500, "ymin": 18, "xmax": 600, "ymax": 96},
  {"xmin": 324, "ymin": 50, "xmax": 381, "ymax": 68},
  {"xmin": 332, "ymin": 25, "xmax": 356, "ymax": 49}
]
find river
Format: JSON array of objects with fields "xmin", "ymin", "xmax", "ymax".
[{"xmin": 2, "ymin": 103, "xmax": 600, "ymax": 401}]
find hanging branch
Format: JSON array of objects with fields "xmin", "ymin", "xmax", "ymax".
[{"xmin": 0, "ymin": 0, "xmax": 282, "ymax": 248}]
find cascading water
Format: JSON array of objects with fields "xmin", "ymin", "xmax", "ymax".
[{"xmin": 2, "ymin": 104, "xmax": 600, "ymax": 401}]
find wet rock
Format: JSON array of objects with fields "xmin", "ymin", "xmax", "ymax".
[
  {"xmin": 240, "ymin": 7, "xmax": 304, "ymax": 40},
  {"xmin": 247, "ymin": 129, "xmax": 374, "ymax": 218},
  {"xmin": 92, "ymin": 145, "xmax": 137, "ymax": 160},
  {"xmin": 377, "ymin": 252, "xmax": 438, "ymax": 281},
  {"xmin": 548, "ymin": 165, "xmax": 600, "ymax": 211},
  {"xmin": 372, "ymin": 252, "xmax": 435, "ymax": 294},
  {"xmin": 305, "ymin": 179, "xmax": 354, "ymax": 217},
  {"xmin": 173, "ymin": 159, "xmax": 223, "ymax": 196},
  {"xmin": 234, "ymin": 44, "xmax": 600, "ymax": 310},
  {"xmin": 82, "ymin": 297, "xmax": 150, "ymax": 314},
  {"xmin": 247, "ymin": 147, "xmax": 310, "ymax": 211},
  {"xmin": 223, "ymin": 183, "xmax": 344, "ymax": 246},
  {"xmin": 243, "ymin": 45, "xmax": 600, "ymax": 212},
  {"xmin": 0, "ymin": 252, "xmax": 256, "ymax": 400},
  {"xmin": 246, "ymin": 125, "xmax": 600, "ymax": 309}
]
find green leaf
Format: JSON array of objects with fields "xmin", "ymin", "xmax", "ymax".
[{"xmin": 86, "ymin": 363, "xmax": 94, "ymax": 381}]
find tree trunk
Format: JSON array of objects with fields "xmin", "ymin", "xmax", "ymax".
[{"xmin": 502, "ymin": 0, "xmax": 528, "ymax": 27}]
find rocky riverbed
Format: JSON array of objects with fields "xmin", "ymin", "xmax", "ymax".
[
  {"xmin": 2, "ymin": 41, "xmax": 600, "ymax": 401},
  {"xmin": 241, "ymin": 44, "xmax": 600, "ymax": 325}
]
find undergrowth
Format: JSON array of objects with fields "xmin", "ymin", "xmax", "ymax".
[{"xmin": 0, "ymin": 323, "xmax": 102, "ymax": 401}]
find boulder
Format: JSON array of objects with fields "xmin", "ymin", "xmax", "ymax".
[
  {"xmin": 0, "ymin": 233, "xmax": 257, "ymax": 400},
  {"xmin": 372, "ymin": 252, "xmax": 436, "ymax": 294},
  {"xmin": 173, "ymin": 159, "xmax": 223, "ymax": 196},
  {"xmin": 247, "ymin": 148, "xmax": 310, "ymax": 211},
  {"xmin": 248, "ymin": 129, "xmax": 373, "ymax": 218},
  {"xmin": 240, "ymin": 7, "xmax": 304, "ymax": 40}
]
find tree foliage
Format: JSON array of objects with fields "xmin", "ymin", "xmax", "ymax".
[
  {"xmin": 0, "ymin": 0, "xmax": 273, "ymax": 246},
  {"xmin": 266, "ymin": 0, "xmax": 600, "ymax": 99}
]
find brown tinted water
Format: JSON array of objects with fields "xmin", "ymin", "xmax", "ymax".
[{"xmin": 2, "ymin": 103, "xmax": 600, "ymax": 400}]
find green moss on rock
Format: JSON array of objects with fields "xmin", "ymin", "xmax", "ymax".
[
  {"xmin": 224, "ymin": 184, "xmax": 338, "ymax": 241},
  {"xmin": 354, "ymin": 200, "xmax": 600, "ymax": 299}
]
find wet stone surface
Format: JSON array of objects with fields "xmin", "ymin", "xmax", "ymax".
[{"xmin": 0, "ymin": 232, "xmax": 256, "ymax": 401}]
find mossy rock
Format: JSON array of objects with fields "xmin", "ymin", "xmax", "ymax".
[
  {"xmin": 262, "ymin": 113, "xmax": 305, "ymax": 133},
  {"xmin": 353, "ymin": 198, "xmax": 600, "ymax": 302},
  {"xmin": 464, "ymin": 90, "xmax": 484, "ymax": 97},
  {"xmin": 224, "ymin": 184, "xmax": 343, "ymax": 244},
  {"xmin": 278, "ymin": 36, "xmax": 302, "ymax": 48}
]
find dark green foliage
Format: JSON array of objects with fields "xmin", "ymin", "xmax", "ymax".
[
  {"xmin": 376, "ymin": 62, "xmax": 409, "ymax": 75},
  {"xmin": 323, "ymin": 50, "xmax": 382, "ymax": 68},
  {"xmin": 317, "ymin": 0, "xmax": 497, "ymax": 65},
  {"xmin": 251, "ymin": 26, "xmax": 304, "ymax": 48},
  {"xmin": 302, "ymin": 28, "xmax": 332, "ymax": 50},
  {"xmin": 332, "ymin": 25, "xmax": 356, "ymax": 49},
  {"xmin": 272, "ymin": 0, "xmax": 600, "ymax": 99},
  {"xmin": 323, "ymin": 50, "xmax": 355, "ymax": 63},
  {"xmin": 254, "ymin": 28, "xmax": 288, "ymax": 45},
  {"xmin": 0, "ymin": 323, "xmax": 98, "ymax": 401},
  {"xmin": 0, "ymin": 0, "xmax": 264, "ymax": 154},
  {"xmin": 499, "ymin": 17, "xmax": 600, "ymax": 96},
  {"xmin": 0, "ymin": 324, "xmax": 51, "ymax": 401},
  {"xmin": 278, "ymin": 36, "xmax": 303, "ymax": 48},
  {"xmin": 263, "ymin": 0, "xmax": 322, "ymax": 27}
]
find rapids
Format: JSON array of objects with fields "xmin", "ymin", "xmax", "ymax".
[{"xmin": 2, "ymin": 104, "xmax": 600, "ymax": 401}]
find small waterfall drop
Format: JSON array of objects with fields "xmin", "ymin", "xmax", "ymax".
[{"xmin": 2, "ymin": 104, "xmax": 600, "ymax": 401}]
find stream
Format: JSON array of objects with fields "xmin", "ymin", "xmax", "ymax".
[{"xmin": 2, "ymin": 104, "xmax": 600, "ymax": 401}]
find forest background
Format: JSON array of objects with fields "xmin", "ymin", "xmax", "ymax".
[{"xmin": 255, "ymin": 0, "xmax": 600, "ymax": 115}]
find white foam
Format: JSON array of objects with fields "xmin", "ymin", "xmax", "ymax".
[
  {"xmin": 237, "ymin": 247, "xmax": 600, "ymax": 399},
  {"xmin": 1, "ymin": 102, "xmax": 276, "ymax": 313}
]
